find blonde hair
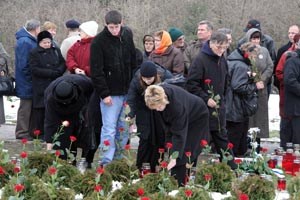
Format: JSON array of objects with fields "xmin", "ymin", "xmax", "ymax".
[
  {"xmin": 43, "ymin": 21, "xmax": 57, "ymax": 30},
  {"xmin": 144, "ymin": 85, "xmax": 169, "ymax": 109}
]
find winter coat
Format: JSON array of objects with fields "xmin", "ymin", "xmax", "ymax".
[
  {"xmin": 283, "ymin": 50, "xmax": 300, "ymax": 117},
  {"xmin": 226, "ymin": 49, "xmax": 257, "ymax": 122},
  {"xmin": 90, "ymin": 26, "xmax": 136, "ymax": 99},
  {"xmin": 29, "ymin": 45, "xmax": 66, "ymax": 108},
  {"xmin": 184, "ymin": 39, "xmax": 204, "ymax": 70},
  {"xmin": 186, "ymin": 41, "xmax": 228, "ymax": 131},
  {"xmin": 149, "ymin": 45, "xmax": 184, "ymax": 74},
  {"xmin": 159, "ymin": 83, "xmax": 209, "ymax": 165},
  {"xmin": 245, "ymin": 28, "xmax": 273, "ymax": 138},
  {"xmin": 66, "ymin": 37, "xmax": 93, "ymax": 76},
  {"xmin": 127, "ymin": 65, "xmax": 172, "ymax": 140},
  {"xmin": 14, "ymin": 27, "xmax": 37, "ymax": 99},
  {"xmin": 60, "ymin": 31, "xmax": 81, "ymax": 60},
  {"xmin": 44, "ymin": 74, "xmax": 93, "ymax": 143}
]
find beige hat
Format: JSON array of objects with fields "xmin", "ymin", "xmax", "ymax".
[{"xmin": 79, "ymin": 21, "xmax": 98, "ymax": 37}]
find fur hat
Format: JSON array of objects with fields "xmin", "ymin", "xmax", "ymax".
[
  {"xmin": 79, "ymin": 21, "xmax": 98, "ymax": 37},
  {"xmin": 37, "ymin": 30, "xmax": 52, "ymax": 43},
  {"xmin": 54, "ymin": 81, "xmax": 78, "ymax": 104},
  {"xmin": 65, "ymin": 19, "xmax": 80, "ymax": 29},
  {"xmin": 168, "ymin": 27, "xmax": 183, "ymax": 42},
  {"xmin": 140, "ymin": 61, "xmax": 157, "ymax": 78},
  {"xmin": 244, "ymin": 19, "xmax": 261, "ymax": 32}
]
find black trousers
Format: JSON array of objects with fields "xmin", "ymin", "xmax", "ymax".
[
  {"xmin": 210, "ymin": 129, "xmax": 237, "ymax": 169},
  {"xmin": 227, "ymin": 120, "xmax": 249, "ymax": 157},
  {"xmin": 171, "ymin": 164, "xmax": 186, "ymax": 187},
  {"xmin": 291, "ymin": 116, "xmax": 300, "ymax": 145},
  {"xmin": 280, "ymin": 117, "xmax": 292, "ymax": 149}
]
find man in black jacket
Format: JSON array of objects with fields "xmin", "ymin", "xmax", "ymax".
[{"xmin": 90, "ymin": 10, "xmax": 136, "ymax": 165}]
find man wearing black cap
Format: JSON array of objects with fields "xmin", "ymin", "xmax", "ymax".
[
  {"xmin": 60, "ymin": 19, "xmax": 81, "ymax": 60},
  {"xmin": 44, "ymin": 74, "xmax": 94, "ymax": 160}
]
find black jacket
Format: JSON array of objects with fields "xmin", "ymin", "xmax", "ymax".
[
  {"xmin": 284, "ymin": 50, "xmax": 300, "ymax": 117},
  {"xmin": 186, "ymin": 41, "xmax": 228, "ymax": 131},
  {"xmin": 159, "ymin": 83, "xmax": 209, "ymax": 164},
  {"xmin": 29, "ymin": 46, "xmax": 65, "ymax": 108},
  {"xmin": 226, "ymin": 49, "xmax": 257, "ymax": 122},
  {"xmin": 44, "ymin": 74, "xmax": 93, "ymax": 143},
  {"xmin": 90, "ymin": 26, "xmax": 136, "ymax": 99}
]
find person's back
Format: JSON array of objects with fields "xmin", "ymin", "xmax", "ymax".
[{"xmin": 90, "ymin": 10, "xmax": 136, "ymax": 165}]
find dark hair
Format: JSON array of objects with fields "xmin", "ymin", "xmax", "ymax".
[
  {"xmin": 105, "ymin": 10, "xmax": 122, "ymax": 24},
  {"xmin": 143, "ymin": 35, "xmax": 154, "ymax": 44},
  {"xmin": 198, "ymin": 20, "xmax": 214, "ymax": 31},
  {"xmin": 250, "ymin": 31, "xmax": 261, "ymax": 39},
  {"xmin": 139, "ymin": 74, "xmax": 161, "ymax": 90},
  {"xmin": 210, "ymin": 32, "xmax": 228, "ymax": 44}
]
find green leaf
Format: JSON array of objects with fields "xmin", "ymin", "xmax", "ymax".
[{"xmin": 171, "ymin": 151, "xmax": 179, "ymax": 159}]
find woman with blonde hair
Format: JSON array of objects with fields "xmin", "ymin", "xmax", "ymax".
[{"xmin": 144, "ymin": 84, "xmax": 209, "ymax": 186}]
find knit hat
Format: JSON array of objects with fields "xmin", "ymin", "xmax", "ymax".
[
  {"xmin": 79, "ymin": 21, "xmax": 98, "ymax": 37},
  {"xmin": 244, "ymin": 19, "xmax": 261, "ymax": 32},
  {"xmin": 37, "ymin": 30, "xmax": 52, "ymax": 43},
  {"xmin": 140, "ymin": 61, "xmax": 157, "ymax": 78},
  {"xmin": 54, "ymin": 81, "xmax": 78, "ymax": 104},
  {"xmin": 65, "ymin": 19, "xmax": 80, "ymax": 29},
  {"xmin": 168, "ymin": 27, "xmax": 184, "ymax": 42}
]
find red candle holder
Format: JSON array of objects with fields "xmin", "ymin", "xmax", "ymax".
[{"xmin": 277, "ymin": 178, "xmax": 286, "ymax": 191}]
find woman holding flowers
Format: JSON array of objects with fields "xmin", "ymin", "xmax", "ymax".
[
  {"xmin": 226, "ymin": 42, "xmax": 259, "ymax": 156},
  {"xmin": 144, "ymin": 84, "xmax": 209, "ymax": 186}
]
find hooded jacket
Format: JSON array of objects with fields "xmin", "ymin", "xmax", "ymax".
[{"xmin": 15, "ymin": 27, "xmax": 37, "ymax": 99}]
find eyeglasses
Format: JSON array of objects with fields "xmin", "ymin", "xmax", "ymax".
[{"xmin": 214, "ymin": 44, "xmax": 228, "ymax": 51}]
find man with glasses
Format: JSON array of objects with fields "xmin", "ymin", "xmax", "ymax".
[{"xmin": 186, "ymin": 31, "xmax": 237, "ymax": 170}]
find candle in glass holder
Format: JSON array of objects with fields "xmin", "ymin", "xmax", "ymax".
[
  {"xmin": 293, "ymin": 159, "xmax": 300, "ymax": 176},
  {"xmin": 267, "ymin": 155, "xmax": 277, "ymax": 169},
  {"xmin": 277, "ymin": 178, "xmax": 286, "ymax": 191},
  {"xmin": 141, "ymin": 163, "xmax": 151, "ymax": 177}
]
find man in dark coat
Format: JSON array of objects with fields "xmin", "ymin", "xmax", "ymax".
[
  {"xmin": 44, "ymin": 74, "xmax": 93, "ymax": 161},
  {"xmin": 186, "ymin": 32, "xmax": 237, "ymax": 169},
  {"xmin": 90, "ymin": 10, "xmax": 136, "ymax": 165},
  {"xmin": 144, "ymin": 84, "xmax": 209, "ymax": 186},
  {"xmin": 283, "ymin": 46, "xmax": 300, "ymax": 145}
]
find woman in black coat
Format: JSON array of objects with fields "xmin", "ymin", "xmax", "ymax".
[
  {"xmin": 29, "ymin": 31, "xmax": 65, "ymax": 137},
  {"xmin": 144, "ymin": 84, "xmax": 209, "ymax": 186},
  {"xmin": 127, "ymin": 61, "xmax": 172, "ymax": 172}
]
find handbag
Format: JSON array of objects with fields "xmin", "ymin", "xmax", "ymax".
[
  {"xmin": 240, "ymin": 91, "xmax": 258, "ymax": 117},
  {"xmin": 0, "ymin": 59, "xmax": 15, "ymax": 96}
]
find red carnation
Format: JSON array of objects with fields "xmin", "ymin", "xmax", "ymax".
[
  {"xmin": 166, "ymin": 142, "xmax": 173, "ymax": 149},
  {"xmin": 20, "ymin": 151, "xmax": 27, "ymax": 159},
  {"xmin": 94, "ymin": 184, "xmax": 102, "ymax": 192},
  {"xmin": 103, "ymin": 140, "xmax": 110, "ymax": 146},
  {"xmin": 55, "ymin": 150, "xmax": 61, "ymax": 157},
  {"xmin": 0, "ymin": 166, "xmax": 5, "ymax": 175},
  {"xmin": 48, "ymin": 166, "xmax": 57, "ymax": 175},
  {"xmin": 234, "ymin": 158, "xmax": 242, "ymax": 165},
  {"xmin": 185, "ymin": 189, "xmax": 193, "ymax": 197},
  {"xmin": 137, "ymin": 188, "xmax": 145, "ymax": 196},
  {"xmin": 70, "ymin": 135, "xmax": 77, "ymax": 142},
  {"xmin": 119, "ymin": 127, "xmax": 125, "ymax": 132},
  {"xmin": 161, "ymin": 161, "xmax": 168, "ymax": 169},
  {"xmin": 200, "ymin": 139, "xmax": 208, "ymax": 147},
  {"xmin": 204, "ymin": 173, "xmax": 212, "ymax": 181},
  {"xmin": 21, "ymin": 138, "xmax": 28, "ymax": 144},
  {"xmin": 227, "ymin": 142, "xmax": 234, "ymax": 149},
  {"xmin": 33, "ymin": 129, "xmax": 41, "ymax": 136},
  {"xmin": 14, "ymin": 184, "xmax": 25, "ymax": 193},
  {"xmin": 239, "ymin": 193, "xmax": 249, "ymax": 200},
  {"xmin": 243, "ymin": 53, "xmax": 249, "ymax": 59},
  {"xmin": 125, "ymin": 144, "xmax": 131, "ymax": 150},
  {"xmin": 204, "ymin": 79, "xmax": 212, "ymax": 85},
  {"xmin": 185, "ymin": 151, "xmax": 192, "ymax": 157},
  {"xmin": 141, "ymin": 197, "xmax": 150, "ymax": 200},
  {"xmin": 261, "ymin": 147, "xmax": 268, "ymax": 153},
  {"xmin": 158, "ymin": 148, "xmax": 165, "ymax": 153},
  {"xmin": 14, "ymin": 167, "xmax": 20, "ymax": 174},
  {"xmin": 96, "ymin": 166, "xmax": 104, "ymax": 175}
]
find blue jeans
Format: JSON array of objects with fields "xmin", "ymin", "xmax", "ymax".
[{"xmin": 99, "ymin": 95, "xmax": 128, "ymax": 165}]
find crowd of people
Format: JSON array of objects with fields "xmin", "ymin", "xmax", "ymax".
[{"xmin": 1, "ymin": 10, "xmax": 300, "ymax": 186}]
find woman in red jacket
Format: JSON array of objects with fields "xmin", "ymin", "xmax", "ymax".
[{"xmin": 66, "ymin": 21, "xmax": 98, "ymax": 76}]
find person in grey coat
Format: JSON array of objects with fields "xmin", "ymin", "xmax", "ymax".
[{"xmin": 226, "ymin": 42, "xmax": 258, "ymax": 156}]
